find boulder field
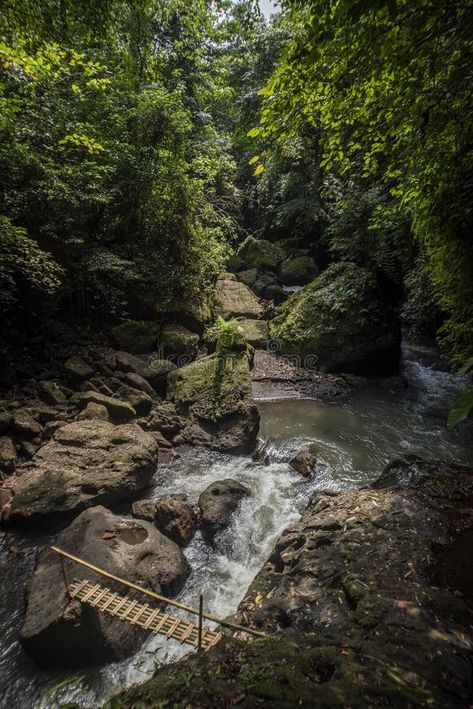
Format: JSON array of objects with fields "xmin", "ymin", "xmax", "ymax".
[
  {"xmin": 20, "ymin": 506, "xmax": 190, "ymax": 668},
  {"xmin": 108, "ymin": 456, "xmax": 473, "ymax": 708}
]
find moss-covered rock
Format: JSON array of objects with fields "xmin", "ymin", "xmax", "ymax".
[
  {"xmin": 111, "ymin": 321, "xmax": 158, "ymax": 354},
  {"xmin": 237, "ymin": 236, "xmax": 285, "ymax": 270},
  {"xmin": 214, "ymin": 278, "xmax": 264, "ymax": 319},
  {"xmin": 279, "ymin": 255, "xmax": 319, "ymax": 285},
  {"xmin": 166, "ymin": 350, "xmax": 259, "ymax": 453},
  {"xmin": 270, "ymin": 262, "xmax": 400, "ymax": 374},
  {"xmin": 158, "ymin": 325, "xmax": 199, "ymax": 359},
  {"xmin": 237, "ymin": 318, "xmax": 268, "ymax": 349}
]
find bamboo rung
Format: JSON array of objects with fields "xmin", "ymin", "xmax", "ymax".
[{"xmin": 69, "ymin": 579, "xmax": 221, "ymax": 650}]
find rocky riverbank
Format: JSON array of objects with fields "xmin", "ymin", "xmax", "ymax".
[{"xmin": 108, "ymin": 456, "xmax": 473, "ymax": 707}]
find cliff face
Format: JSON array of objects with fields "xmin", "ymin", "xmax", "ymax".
[{"xmin": 108, "ymin": 456, "xmax": 473, "ymax": 708}]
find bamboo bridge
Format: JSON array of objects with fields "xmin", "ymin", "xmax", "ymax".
[{"xmin": 51, "ymin": 546, "xmax": 266, "ymax": 652}]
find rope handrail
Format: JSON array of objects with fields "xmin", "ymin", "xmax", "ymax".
[{"xmin": 50, "ymin": 545, "xmax": 267, "ymax": 640}]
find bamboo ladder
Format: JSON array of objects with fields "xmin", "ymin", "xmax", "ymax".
[{"xmin": 51, "ymin": 546, "xmax": 266, "ymax": 652}]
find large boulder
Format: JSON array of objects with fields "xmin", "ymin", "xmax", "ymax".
[
  {"xmin": 20, "ymin": 506, "xmax": 191, "ymax": 668},
  {"xmin": 166, "ymin": 351, "xmax": 260, "ymax": 453},
  {"xmin": 279, "ymin": 255, "xmax": 319, "ymax": 286},
  {"xmin": 236, "ymin": 236, "xmax": 285, "ymax": 270},
  {"xmin": 0, "ymin": 420, "xmax": 158, "ymax": 522},
  {"xmin": 155, "ymin": 495, "xmax": 199, "ymax": 547},
  {"xmin": 270, "ymin": 262, "xmax": 400, "ymax": 374},
  {"xmin": 214, "ymin": 279, "xmax": 264, "ymax": 320},
  {"xmin": 199, "ymin": 479, "xmax": 250, "ymax": 539},
  {"xmin": 111, "ymin": 321, "xmax": 158, "ymax": 354}
]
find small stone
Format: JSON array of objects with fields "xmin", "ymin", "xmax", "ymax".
[
  {"xmin": 77, "ymin": 402, "xmax": 109, "ymax": 421},
  {"xmin": 132, "ymin": 499, "xmax": 157, "ymax": 522},
  {"xmin": 0, "ymin": 436, "xmax": 17, "ymax": 474},
  {"xmin": 37, "ymin": 380, "xmax": 67, "ymax": 406},
  {"xmin": 11, "ymin": 410, "xmax": 43, "ymax": 439},
  {"xmin": 64, "ymin": 356, "xmax": 94, "ymax": 383},
  {"xmin": 80, "ymin": 391, "xmax": 136, "ymax": 423},
  {"xmin": 290, "ymin": 449, "xmax": 318, "ymax": 477}
]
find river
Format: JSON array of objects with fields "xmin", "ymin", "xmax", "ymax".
[{"xmin": 0, "ymin": 341, "xmax": 472, "ymax": 707}]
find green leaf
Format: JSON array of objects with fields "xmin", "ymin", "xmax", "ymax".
[{"xmin": 447, "ymin": 390, "xmax": 473, "ymax": 429}]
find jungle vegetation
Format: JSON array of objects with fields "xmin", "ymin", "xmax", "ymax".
[{"xmin": 1, "ymin": 0, "xmax": 472, "ymax": 368}]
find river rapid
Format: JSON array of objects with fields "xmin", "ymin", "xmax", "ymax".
[{"xmin": 0, "ymin": 341, "xmax": 472, "ymax": 707}]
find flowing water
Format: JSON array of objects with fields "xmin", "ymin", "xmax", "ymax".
[{"xmin": 0, "ymin": 341, "xmax": 472, "ymax": 707}]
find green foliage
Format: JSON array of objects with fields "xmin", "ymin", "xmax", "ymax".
[
  {"xmin": 0, "ymin": 215, "xmax": 63, "ymax": 314},
  {"xmin": 253, "ymin": 0, "xmax": 473, "ymax": 363},
  {"xmin": 205, "ymin": 316, "xmax": 246, "ymax": 354}
]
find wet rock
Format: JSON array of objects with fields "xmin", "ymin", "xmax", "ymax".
[
  {"xmin": 252, "ymin": 272, "xmax": 278, "ymax": 298},
  {"xmin": 20, "ymin": 505, "xmax": 190, "ymax": 668},
  {"xmin": 167, "ymin": 351, "xmax": 259, "ymax": 453},
  {"xmin": 77, "ymin": 401, "xmax": 109, "ymax": 422},
  {"xmin": 0, "ymin": 436, "xmax": 16, "ymax": 475},
  {"xmin": 199, "ymin": 479, "xmax": 250, "ymax": 539},
  {"xmin": 37, "ymin": 380, "xmax": 67, "ymax": 406},
  {"xmin": 80, "ymin": 391, "xmax": 136, "ymax": 423},
  {"xmin": 290, "ymin": 449, "xmax": 318, "ymax": 477},
  {"xmin": 214, "ymin": 279, "xmax": 264, "ymax": 320},
  {"xmin": 158, "ymin": 325, "xmax": 199, "ymax": 360},
  {"xmin": 132, "ymin": 499, "xmax": 157, "ymax": 522},
  {"xmin": 111, "ymin": 321, "xmax": 158, "ymax": 354},
  {"xmin": 146, "ymin": 402, "xmax": 184, "ymax": 439},
  {"xmin": 236, "ymin": 319, "xmax": 268, "ymax": 349},
  {"xmin": 270, "ymin": 263, "xmax": 401, "ymax": 375},
  {"xmin": 147, "ymin": 430, "xmax": 173, "ymax": 448},
  {"xmin": 279, "ymin": 255, "xmax": 319, "ymax": 286},
  {"xmin": 64, "ymin": 356, "xmax": 94, "ymax": 383},
  {"xmin": 155, "ymin": 495, "xmax": 198, "ymax": 547},
  {"xmin": 11, "ymin": 410, "xmax": 43, "ymax": 439},
  {"xmin": 0, "ymin": 420, "xmax": 158, "ymax": 522}
]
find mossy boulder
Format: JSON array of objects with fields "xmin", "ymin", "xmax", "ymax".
[
  {"xmin": 111, "ymin": 321, "xmax": 158, "ymax": 354},
  {"xmin": 214, "ymin": 278, "xmax": 263, "ymax": 320},
  {"xmin": 236, "ymin": 236, "xmax": 285, "ymax": 270},
  {"xmin": 158, "ymin": 325, "xmax": 199, "ymax": 360},
  {"xmin": 166, "ymin": 350, "xmax": 259, "ymax": 453},
  {"xmin": 279, "ymin": 255, "xmax": 319, "ymax": 285},
  {"xmin": 270, "ymin": 262, "xmax": 400, "ymax": 374},
  {"xmin": 0, "ymin": 420, "xmax": 159, "ymax": 522}
]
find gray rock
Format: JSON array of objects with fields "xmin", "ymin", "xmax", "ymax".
[
  {"xmin": 64, "ymin": 356, "xmax": 94, "ymax": 383},
  {"xmin": 111, "ymin": 321, "xmax": 158, "ymax": 354},
  {"xmin": 0, "ymin": 411, "xmax": 12, "ymax": 435},
  {"xmin": 114, "ymin": 383, "xmax": 153, "ymax": 416},
  {"xmin": 214, "ymin": 279, "xmax": 264, "ymax": 320},
  {"xmin": 77, "ymin": 401, "xmax": 109, "ymax": 422},
  {"xmin": 11, "ymin": 410, "xmax": 43, "ymax": 439},
  {"xmin": 199, "ymin": 479, "xmax": 250, "ymax": 539},
  {"xmin": 155, "ymin": 495, "xmax": 198, "ymax": 547},
  {"xmin": 20, "ymin": 506, "xmax": 191, "ymax": 668},
  {"xmin": 115, "ymin": 352, "xmax": 176, "ymax": 395},
  {"xmin": 236, "ymin": 319, "xmax": 268, "ymax": 349},
  {"xmin": 37, "ymin": 380, "xmax": 67, "ymax": 406},
  {"xmin": 80, "ymin": 391, "xmax": 136, "ymax": 423},
  {"xmin": 132, "ymin": 499, "xmax": 157, "ymax": 522},
  {"xmin": 0, "ymin": 420, "xmax": 158, "ymax": 522},
  {"xmin": 121, "ymin": 372, "xmax": 157, "ymax": 399},
  {"xmin": 236, "ymin": 268, "xmax": 259, "ymax": 288},
  {"xmin": 146, "ymin": 402, "xmax": 184, "ymax": 439}
]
